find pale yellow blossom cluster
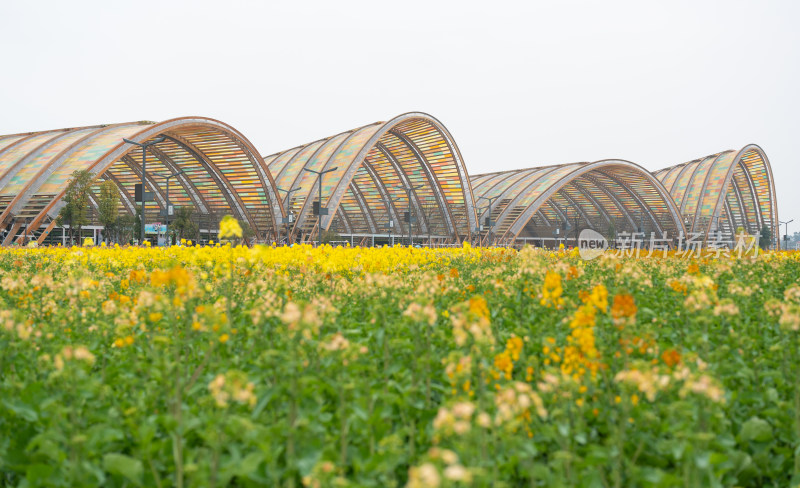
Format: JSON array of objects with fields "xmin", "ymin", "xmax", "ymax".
[
  {"xmin": 207, "ymin": 370, "xmax": 257, "ymax": 408},
  {"xmin": 784, "ymin": 284, "xmax": 800, "ymax": 303},
  {"xmin": 494, "ymin": 382, "xmax": 548, "ymax": 425},
  {"xmin": 449, "ymin": 296, "xmax": 494, "ymax": 347},
  {"xmin": 319, "ymin": 332, "xmax": 349, "ymax": 352},
  {"xmin": 280, "ymin": 301, "xmax": 323, "ymax": 340},
  {"xmin": 402, "ymin": 302, "xmax": 438, "ymax": 326},
  {"xmin": 616, "ymin": 362, "xmax": 726, "ymax": 404},
  {"xmin": 727, "ymin": 281, "xmax": 756, "ymax": 297},
  {"xmin": 679, "ymin": 372, "xmax": 725, "ymax": 403},
  {"xmin": 406, "ymin": 462, "xmax": 441, "ymax": 488},
  {"xmin": 614, "ymin": 368, "xmax": 671, "ymax": 402},
  {"xmin": 433, "ymin": 401, "xmax": 477, "ymax": 436},
  {"xmin": 53, "ymin": 345, "xmax": 96, "ymax": 371},
  {"xmin": 713, "ymin": 298, "xmax": 740, "ymax": 317},
  {"xmin": 406, "ymin": 447, "xmax": 474, "ymax": 488}
]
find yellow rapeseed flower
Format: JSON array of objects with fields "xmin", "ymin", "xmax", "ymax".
[{"xmin": 219, "ymin": 215, "xmax": 243, "ymax": 240}]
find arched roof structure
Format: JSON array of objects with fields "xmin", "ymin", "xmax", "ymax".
[
  {"xmin": 0, "ymin": 114, "xmax": 778, "ymax": 249},
  {"xmin": 263, "ymin": 112, "xmax": 476, "ymax": 241},
  {"xmin": 653, "ymin": 144, "xmax": 778, "ymax": 241},
  {"xmin": 0, "ymin": 117, "xmax": 283, "ymax": 245},
  {"xmin": 471, "ymin": 160, "xmax": 686, "ymax": 245}
]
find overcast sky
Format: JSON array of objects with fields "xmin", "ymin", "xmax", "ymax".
[{"xmin": 1, "ymin": 1, "xmax": 798, "ymax": 230}]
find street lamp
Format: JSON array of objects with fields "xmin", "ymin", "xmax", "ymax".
[
  {"xmin": 477, "ymin": 195, "xmax": 499, "ymax": 246},
  {"xmin": 152, "ymin": 169, "xmax": 183, "ymax": 246},
  {"xmin": 278, "ymin": 187, "xmax": 303, "ymax": 245},
  {"xmin": 302, "ymin": 167, "xmax": 339, "ymax": 246},
  {"xmin": 393, "ymin": 184, "xmax": 423, "ymax": 246},
  {"xmin": 780, "ymin": 219, "xmax": 794, "ymax": 250},
  {"xmin": 122, "ymin": 136, "xmax": 165, "ymax": 245}
]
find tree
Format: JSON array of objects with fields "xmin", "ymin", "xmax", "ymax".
[
  {"xmin": 759, "ymin": 224, "xmax": 772, "ymax": 250},
  {"xmin": 320, "ymin": 228, "xmax": 342, "ymax": 245},
  {"xmin": 606, "ymin": 217, "xmax": 620, "ymax": 243},
  {"xmin": 239, "ymin": 219, "xmax": 255, "ymax": 246},
  {"xmin": 97, "ymin": 180, "xmax": 120, "ymax": 244},
  {"xmin": 55, "ymin": 170, "xmax": 93, "ymax": 246},
  {"xmin": 171, "ymin": 206, "xmax": 198, "ymax": 241},
  {"xmin": 115, "ymin": 214, "xmax": 136, "ymax": 245}
]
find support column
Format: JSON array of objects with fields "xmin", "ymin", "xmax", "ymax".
[{"xmin": 3, "ymin": 222, "xmax": 23, "ymax": 246}]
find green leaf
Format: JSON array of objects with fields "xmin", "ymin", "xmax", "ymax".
[
  {"xmin": 740, "ymin": 416, "xmax": 773, "ymax": 443},
  {"xmin": 103, "ymin": 453, "xmax": 143, "ymax": 486},
  {"xmin": 25, "ymin": 463, "xmax": 54, "ymax": 484},
  {"xmin": 235, "ymin": 452, "xmax": 264, "ymax": 478},
  {"xmin": 2, "ymin": 399, "xmax": 38, "ymax": 422}
]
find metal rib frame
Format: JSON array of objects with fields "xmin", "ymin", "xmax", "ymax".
[{"xmin": 14, "ymin": 117, "xmax": 285, "ymax": 244}]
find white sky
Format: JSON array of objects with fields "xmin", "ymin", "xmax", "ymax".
[{"xmin": 1, "ymin": 0, "xmax": 798, "ymax": 230}]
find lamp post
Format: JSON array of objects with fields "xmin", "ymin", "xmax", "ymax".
[
  {"xmin": 302, "ymin": 167, "xmax": 338, "ymax": 246},
  {"xmin": 152, "ymin": 169, "xmax": 183, "ymax": 246},
  {"xmin": 122, "ymin": 136, "xmax": 165, "ymax": 245},
  {"xmin": 780, "ymin": 219, "xmax": 794, "ymax": 250},
  {"xmin": 477, "ymin": 195, "xmax": 499, "ymax": 246},
  {"xmin": 393, "ymin": 184, "xmax": 423, "ymax": 246},
  {"xmin": 278, "ymin": 187, "xmax": 302, "ymax": 245}
]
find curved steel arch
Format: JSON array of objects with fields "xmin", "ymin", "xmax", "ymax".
[
  {"xmin": 1, "ymin": 123, "xmax": 147, "ymax": 234},
  {"xmin": 471, "ymin": 160, "xmax": 684, "ymax": 243},
  {"xmin": 654, "ymin": 144, "xmax": 777, "ymax": 246},
  {"xmin": 707, "ymin": 145, "xmax": 777, "ymax": 244},
  {"xmin": 0, "ymin": 114, "xmax": 779, "ymax": 250},
  {"xmin": 263, "ymin": 112, "xmax": 477, "ymax": 242},
  {"xmin": 4, "ymin": 117, "xmax": 284, "ymax": 244}
]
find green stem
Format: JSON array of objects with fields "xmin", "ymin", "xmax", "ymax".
[
  {"xmin": 148, "ymin": 457, "xmax": 163, "ymax": 488},
  {"xmin": 172, "ymin": 308, "xmax": 184, "ymax": 488},
  {"xmin": 339, "ymin": 382, "xmax": 348, "ymax": 468},
  {"xmin": 287, "ymin": 373, "xmax": 297, "ymax": 488}
]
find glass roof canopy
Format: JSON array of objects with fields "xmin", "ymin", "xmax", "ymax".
[
  {"xmin": 653, "ymin": 145, "xmax": 778, "ymax": 241},
  {"xmin": 0, "ymin": 117, "xmax": 283, "ymax": 244},
  {"xmin": 0, "ymin": 113, "xmax": 778, "ymax": 248},
  {"xmin": 263, "ymin": 112, "xmax": 476, "ymax": 242}
]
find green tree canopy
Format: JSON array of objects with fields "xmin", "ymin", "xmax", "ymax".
[
  {"xmin": 97, "ymin": 180, "xmax": 120, "ymax": 243},
  {"xmin": 55, "ymin": 170, "xmax": 93, "ymax": 246},
  {"xmin": 171, "ymin": 206, "xmax": 198, "ymax": 242}
]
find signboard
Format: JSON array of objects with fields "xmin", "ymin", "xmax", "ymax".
[
  {"xmin": 134, "ymin": 184, "xmax": 154, "ymax": 203},
  {"xmin": 312, "ymin": 201, "xmax": 328, "ymax": 216}
]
